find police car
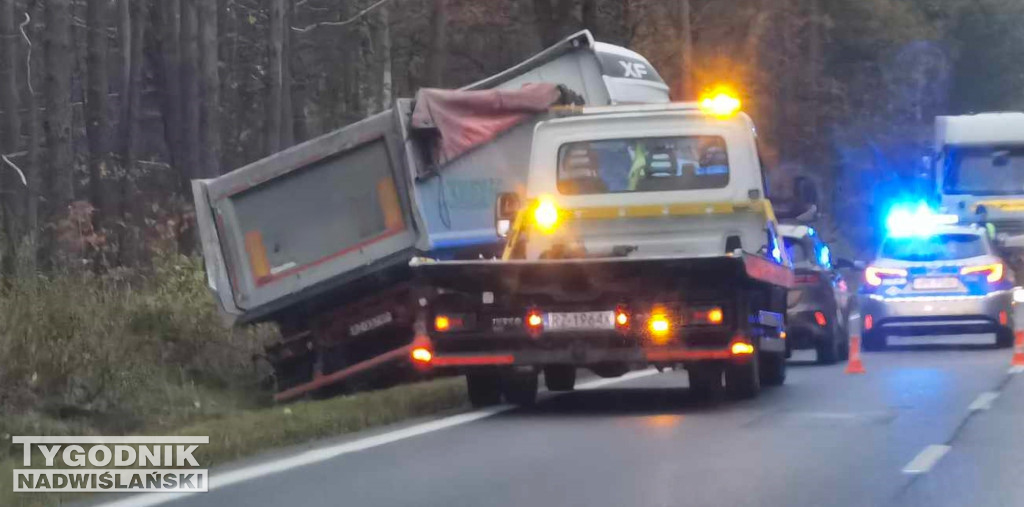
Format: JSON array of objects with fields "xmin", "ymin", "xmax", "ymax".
[{"xmin": 859, "ymin": 206, "xmax": 1014, "ymax": 349}]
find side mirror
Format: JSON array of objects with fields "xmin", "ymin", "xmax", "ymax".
[{"xmin": 495, "ymin": 192, "xmax": 522, "ymax": 238}]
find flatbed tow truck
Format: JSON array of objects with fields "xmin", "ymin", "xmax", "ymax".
[{"xmin": 409, "ymin": 94, "xmax": 795, "ymax": 406}]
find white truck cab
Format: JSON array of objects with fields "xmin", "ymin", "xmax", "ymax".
[
  {"xmin": 509, "ymin": 102, "xmax": 783, "ymax": 264},
  {"xmin": 935, "ymin": 113, "xmax": 1024, "ymax": 244}
]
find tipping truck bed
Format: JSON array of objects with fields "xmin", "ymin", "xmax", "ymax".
[{"xmin": 191, "ymin": 31, "xmax": 670, "ymax": 400}]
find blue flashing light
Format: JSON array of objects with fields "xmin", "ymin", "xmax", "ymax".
[
  {"xmin": 885, "ymin": 202, "xmax": 958, "ymax": 238},
  {"xmin": 819, "ymin": 244, "xmax": 831, "ymax": 268},
  {"xmin": 807, "ymin": 227, "xmax": 816, "ymax": 237}
]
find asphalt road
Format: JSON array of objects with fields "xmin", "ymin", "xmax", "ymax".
[{"xmin": 110, "ymin": 343, "xmax": 1024, "ymax": 507}]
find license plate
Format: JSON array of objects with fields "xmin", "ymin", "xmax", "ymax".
[
  {"xmin": 349, "ymin": 312, "xmax": 393, "ymax": 336},
  {"xmin": 544, "ymin": 311, "xmax": 615, "ymax": 331},
  {"xmin": 912, "ymin": 277, "xmax": 959, "ymax": 290}
]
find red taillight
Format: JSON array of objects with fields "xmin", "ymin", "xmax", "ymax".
[
  {"xmin": 526, "ymin": 310, "xmax": 543, "ymax": 334},
  {"xmin": 411, "ymin": 347, "xmax": 433, "ymax": 364},
  {"xmin": 615, "ymin": 306, "xmax": 630, "ymax": 331},
  {"xmin": 961, "ymin": 263, "xmax": 1004, "ymax": 283},
  {"xmin": 864, "ymin": 314, "xmax": 874, "ymax": 331},
  {"xmin": 814, "ymin": 311, "xmax": 827, "ymax": 327},
  {"xmin": 794, "ymin": 273, "xmax": 820, "ymax": 285},
  {"xmin": 1000, "ymin": 311, "xmax": 1009, "ymax": 326},
  {"xmin": 865, "ymin": 266, "xmax": 908, "ymax": 287}
]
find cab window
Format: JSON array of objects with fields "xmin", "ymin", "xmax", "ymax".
[
  {"xmin": 557, "ymin": 136, "xmax": 730, "ymax": 195},
  {"xmin": 880, "ymin": 233, "xmax": 988, "ymax": 261}
]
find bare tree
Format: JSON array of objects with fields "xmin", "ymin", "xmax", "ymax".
[
  {"xmin": 154, "ymin": 0, "xmax": 184, "ymax": 185},
  {"xmin": 43, "ymin": 0, "xmax": 75, "ymax": 265},
  {"xmin": 199, "ymin": 0, "xmax": 222, "ymax": 177},
  {"xmin": 117, "ymin": 0, "xmax": 147, "ymax": 265},
  {"xmin": 266, "ymin": 0, "xmax": 285, "ymax": 154},
  {"xmin": 675, "ymin": 0, "xmax": 694, "ymax": 100},
  {"xmin": 180, "ymin": 0, "xmax": 201, "ymax": 185},
  {"xmin": 427, "ymin": 0, "xmax": 447, "ymax": 87},
  {"xmin": 86, "ymin": 0, "xmax": 111, "ymax": 250},
  {"xmin": 1, "ymin": 0, "xmax": 21, "ymax": 274},
  {"xmin": 372, "ymin": 4, "xmax": 393, "ymax": 111}
]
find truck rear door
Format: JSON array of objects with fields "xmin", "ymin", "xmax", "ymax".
[{"xmin": 193, "ymin": 109, "xmax": 419, "ymax": 321}]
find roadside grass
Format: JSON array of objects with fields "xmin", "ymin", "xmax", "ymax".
[
  {"xmin": 0, "ymin": 378, "xmax": 468, "ymax": 507},
  {"xmin": 0, "ymin": 254, "xmax": 470, "ymax": 506}
]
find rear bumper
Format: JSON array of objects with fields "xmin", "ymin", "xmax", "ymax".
[
  {"xmin": 860, "ymin": 290, "xmax": 1013, "ymax": 335},
  {"xmin": 422, "ymin": 333, "xmax": 785, "ymax": 370},
  {"xmin": 786, "ymin": 311, "xmax": 830, "ymax": 349}
]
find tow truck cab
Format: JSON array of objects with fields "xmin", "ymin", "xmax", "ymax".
[
  {"xmin": 935, "ymin": 113, "xmax": 1024, "ymax": 246},
  {"xmin": 413, "ymin": 99, "xmax": 793, "ymax": 406}
]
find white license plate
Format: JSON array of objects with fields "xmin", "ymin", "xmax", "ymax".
[
  {"xmin": 544, "ymin": 311, "xmax": 615, "ymax": 331},
  {"xmin": 349, "ymin": 312, "xmax": 393, "ymax": 336},
  {"xmin": 912, "ymin": 277, "xmax": 959, "ymax": 290}
]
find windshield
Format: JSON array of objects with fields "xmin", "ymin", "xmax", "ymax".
[
  {"xmin": 944, "ymin": 146, "xmax": 1024, "ymax": 195},
  {"xmin": 879, "ymin": 233, "xmax": 988, "ymax": 261},
  {"xmin": 557, "ymin": 136, "xmax": 730, "ymax": 195}
]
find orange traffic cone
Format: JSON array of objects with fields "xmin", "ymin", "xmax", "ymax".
[
  {"xmin": 1011, "ymin": 331, "xmax": 1024, "ymax": 367},
  {"xmin": 845, "ymin": 335, "xmax": 866, "ymax": 374}
]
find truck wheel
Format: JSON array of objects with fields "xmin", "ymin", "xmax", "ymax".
[
  {"xmin": 760, "ymin": 351, "xmax": 787, "ymax": 386},
  {"xmin": 816, "ymin": 335, "xmax": 839, "ymax": 365},
  {"xmin": 466, "ymin": 373, "xmax": 502, "ymax": 408},
  {"xmin": 997, "ymin": 327, "xmax": 1014, "ymax": 349},
  {"xmin": 544, "ymin": 366, "xmax": 577, "ymax": 391},
  {"xmin": 502, "ymin": 371, "xmax": 539, "ymax": 406},
  {"xmin": 725, "ymin": 354, "xmax": 761, "ymax": 399},
  {"xmin": 687, "ymin": 363, "xmax": 723, "ymax": 399}
]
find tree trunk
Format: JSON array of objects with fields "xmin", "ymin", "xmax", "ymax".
[
  {"xmin": 180, "ymin": 0, "xmax": 200, "ymax": 183},
  {"xmin": 281, "ymin": 0, "xmax": 294, "ymax": 148},
  {"xmin": 675, "ymin": 0, "xmax": 694, "ymax": 100},
  {"xmin": 581, "ymin": 0, "xmax": 596, "ymax": 31},
  {"xmin": 426, "ymin": 0, "xmax": 447, "ymax": 87},
  {"xmin": 25, "ymin": 1, "xmax": 42, "ymax": 269},
  {"xmin": 373, "ymin": 5, "xmax": 392, "ymax": 112},
  {"xmin": 266, "ymin": 0, "xmax": 284, "ymax": 154},
  {"xmin": 1, "ymin": 0, "xmax": 21, "ymax": 275},
  {"xmin": 118, "ymin": 0, "xmax": 147, "ymax": 266},
  {"xmin": 154, "ymin": 0, "xmax": 183, "ymax": 184},
  {"xmin": 808, "ymin": 0, "xmax": 821, "ymax": 133},
  {"xmin": 199, "ymin": 0, "xmax": 222, "ymax": 177},
  {"xmin": 43, "ymin": 0, "xmax": 74, "ymax": 268},
  {"xmin": 86, "ymin": 0, "xmax": 111, "ymax": 266},
  {"xmin": 290, "ymin": 0, "xmax": 309, "ymax": 143}
]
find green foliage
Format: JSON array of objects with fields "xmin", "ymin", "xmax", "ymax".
[{"xmin": 0, "ymin": 255, "xmax": 275, "ymax": 440}]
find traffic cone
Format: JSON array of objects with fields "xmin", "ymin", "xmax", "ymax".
[
  {"xmin": 845, "ymin": 335, "xmax": 866, "ymax": 374},
  {"xmin": 1012, "ymin": 331, "xmax": 1024, "ymax": 367}
]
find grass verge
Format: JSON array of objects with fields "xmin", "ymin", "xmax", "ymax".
[{"xmin": 0, "ymin": 377, "xmax": 469, "ymax": 507}]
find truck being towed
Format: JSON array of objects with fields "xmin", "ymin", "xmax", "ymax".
[
  {"xmin": 191, "ymin": 31, "xmax": 671, "ymax": 401},
  {"xmin": 410, "ymin": 97, "xmax": 795, "ymax": 406}
]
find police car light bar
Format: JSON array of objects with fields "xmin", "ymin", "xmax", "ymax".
[{"xmin": 885, "ymin": 202, "xmax": 959, "ymax": 238}]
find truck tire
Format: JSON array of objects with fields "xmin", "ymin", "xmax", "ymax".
[
  {"xmin": 816, "ymin": 334, "xmax": 839, "ymax": 365},
  {"xmin": 502, "ymin": 371, "xmax": 539, "ymax": 406},
  {"xmin": 760, "ymin": 351, "xmax": 787, "ymax": 386},
  {"xmin": 997, "ymin": 327, "xmax": 1014, "ymax": 349},
  {"xmin": 466, "ymin": 373, "xmax": 502, "ymax": 408},
  {"xmin": 687, "ymin": 363, "xmax": 723, "ymax": 399},
  {"xmin": 725, "ymin": 354, "xmax": 761, "ymax": 399},
  {"xmin": 544, "ymin": 365, "xmax": 577, "ymax": 391}
]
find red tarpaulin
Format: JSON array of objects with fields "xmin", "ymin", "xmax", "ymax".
[{"xmin": 410, "ymin": 83, "xmax": 564, "ymax": 173}]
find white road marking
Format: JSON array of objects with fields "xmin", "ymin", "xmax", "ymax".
[
  {"xmin": 968, "ymin": 392, "xmax": 999, "ymax": 412},
  {"xmin": 100, "ymin": 369, "xmax": 660, "ymax": 507},
  {"xmin": 902, "ymin": 445, "xmax": 951, "ymax": 474},
  {"xmin": 1009, "ymin": 365, "xmax": 1024, "ymax": 375}
]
